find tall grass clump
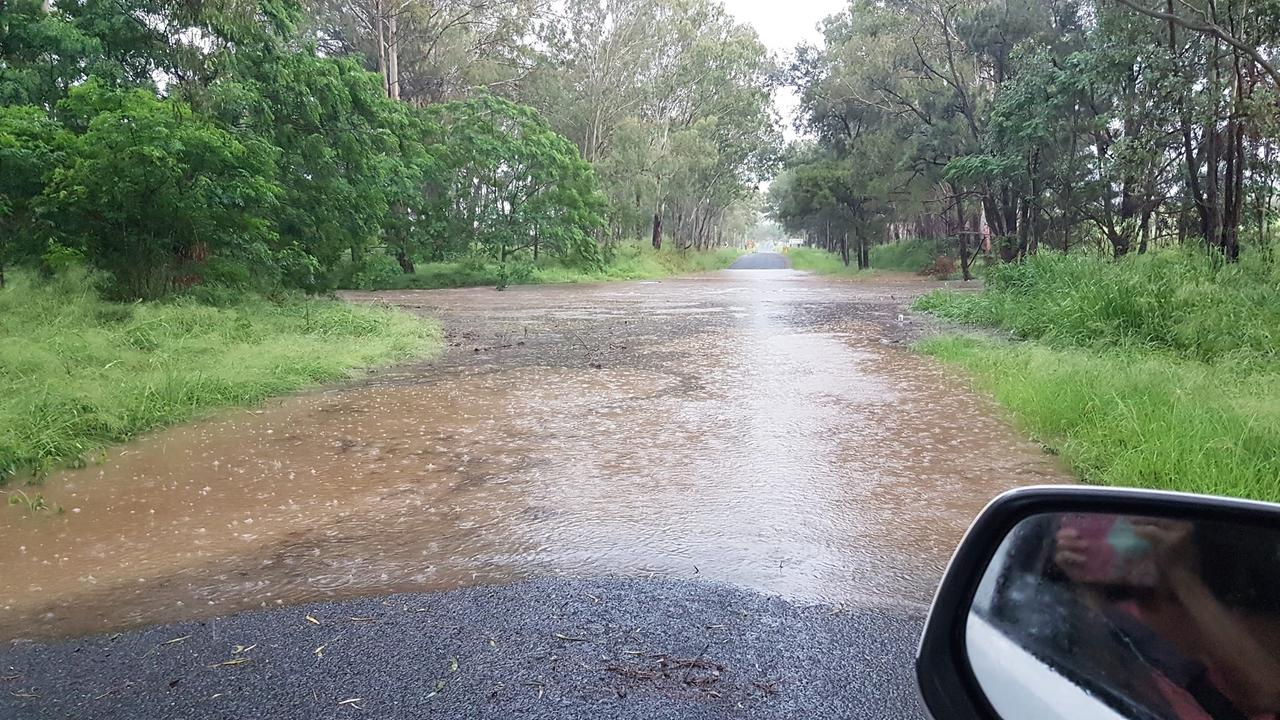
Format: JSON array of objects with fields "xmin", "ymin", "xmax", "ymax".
[
  {"xmin": 915, "ymin": 250, "xmax": 1280, "ymax": 365},
  {"xmin": 0, "ymin": 271, "xmax": 440, "ymax": 481}
]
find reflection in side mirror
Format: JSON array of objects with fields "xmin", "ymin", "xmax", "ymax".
[{"xmin": 917, "ymin": 489, "xmax": 1280, "ymax": 720}]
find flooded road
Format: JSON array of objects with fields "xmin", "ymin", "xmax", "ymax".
[{"xmin": 0, "ymin": 270, "xmax": 1067, "ymax": 641}]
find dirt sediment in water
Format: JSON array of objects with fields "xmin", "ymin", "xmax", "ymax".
[{"xmin": 0, "ymin": 270, "xmax": 1064, "ymax": 641}]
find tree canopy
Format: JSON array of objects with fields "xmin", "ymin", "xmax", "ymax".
[
  {"xmin": 771, "ymin": 0, "xmax": 1280, "ymax": 270},
  {"xmin": 1, "ymin": 0, "xmax": 774, "ymax": 297}
]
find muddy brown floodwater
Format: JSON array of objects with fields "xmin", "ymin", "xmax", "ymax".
[{"xmin": 0, "ymin": 269, "xmax": 1068, "ymax": 641}]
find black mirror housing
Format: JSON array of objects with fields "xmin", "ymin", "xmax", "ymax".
[{"xmin": 916, "ymin": 485, "xmax": 1280, "ymax": 720}]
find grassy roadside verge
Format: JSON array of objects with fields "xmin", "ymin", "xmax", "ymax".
[
  {"xmin": 787, "ymin": 247, "xmax": 863, "ymax": 275},
  {"xmin": 348, "ymin": 243, "xmax": 744, "ymax": 290},
  {"xmin": 788, "ymin": 239, "xmax": 951, "ymax": 276},
  {"xmin": 1, "ymin": 273, "xmax": 440, "ymax": 482},
  {"xmin": 913, "ymin": 251, "xmax": 1280, "ymax": 502}
]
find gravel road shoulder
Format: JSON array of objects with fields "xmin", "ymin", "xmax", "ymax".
[{"xmin": 1, "ymin": 577, "xmax": 926, "ymax": 720}]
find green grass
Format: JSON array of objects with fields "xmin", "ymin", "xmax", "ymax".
[
  {"xmin": 918, "ymin": 336, "xmax": 1280, "ymax": 502},
  {"xmin": 788, "ymin": 238, "xmax": 951, "ymax": 276},
  {"xmin": 913, "ymin": 250, "xmax": 1280, "ymax": 501},
  {"xmin": 914, "ymin": 250, "xmax": 1280, "ymax": 365},
  {"xmin": 0, "ymin": 272, "xmax": 440, "ymax": 481},
  {"xmin": 349, "ymin": 243, "xmax": 744, "ymax": 291},
  {"xmin": 787, "ymin": 247, "xmax": 863, "ymax": 275},
  {"xmin": 870, "ymin": 238, "xmax": 950, "ymax": 273}
]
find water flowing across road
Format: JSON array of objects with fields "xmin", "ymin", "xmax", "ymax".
[{"xmin": 0, "ymin": 269, "xmax": 1068, "ymax": 640}]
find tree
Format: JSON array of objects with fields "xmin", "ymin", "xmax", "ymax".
[
  {"xmin": 303, "ymin": 0, "xmax": 542, "ymax": 103},
  {"xmin": 519, "ymin": 0, "xmax": 780, "ymax": 250},
  {"xmin": 0, "ymin": 105, "xmax": 70, "ymax": 286},
  {"xmin": 422, "ymin": 94, "xmax": 605, "ymax": 265},
  {"xmin": 202, "ymin": 51, "xmax": 415, "ymax": 289},
  {"xmin": 42, "ymin": 82, "xmax": 281, "ymax": 299}
]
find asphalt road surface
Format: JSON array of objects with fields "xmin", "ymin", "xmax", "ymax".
[
  {"xmin": 728, "ymin": 252, "xmax": 789, "ymax": 269},
  {"xmin": 0, "ymin": 578, "xmax": 927, "ymax": 719}
]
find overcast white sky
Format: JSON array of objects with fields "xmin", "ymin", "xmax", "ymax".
[{"xmin": 721, "ymin": 0, "xmax": 848, "ymax": 137}]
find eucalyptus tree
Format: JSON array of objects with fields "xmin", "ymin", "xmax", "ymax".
[{"xmin": 522, "ymin": 0, "xmax": 780, "ymax": 250}]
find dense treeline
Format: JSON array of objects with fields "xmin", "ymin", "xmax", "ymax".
[
  {"xmin": 0, "ymin": 0, "xmax": 776, "ymax": 299},
  {"xmin": 769, "ymin": 0, "xmax": 1279, "ymax": 275},
  {"xmin": 303, "ymin": 0, "xmax": 781, "ymax": 251}
]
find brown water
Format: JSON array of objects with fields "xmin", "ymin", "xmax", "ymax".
[{"xmin": 0, "ymin": 270, "xmax": 1067, "ymax": 640}]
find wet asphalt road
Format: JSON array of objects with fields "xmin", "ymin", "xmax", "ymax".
[
  {"xmin": 0, "ymin": 578, "xmax": 928, "ymax": 719},
  {"xmin": 728, "ymin": 252, "xmax": 789, "ymax": 269}
]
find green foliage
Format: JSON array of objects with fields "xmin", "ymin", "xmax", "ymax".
[
  {"xmin": 0, "ymin": 105, "xmax": 71, "ymax": 271},
  {"xmin": 870, "ymin": 239, "xmax": 951, "ymax": 273},
  {"xmin": 788, "ymin": 248, "xmax": 862, "ymax": 276},
  {"xmin": 203, "ymin": 51, "xmax": 419, "ymax": 290},
  {"xmin": 1, "ymin": 0, "xmax": 611, "ymax": 298},
  {"xmin": 42, "ymin": 83, "xmax": 281, "ymax": 299},
  {"xmin": 788, "ymin": 239, "xmax": 950, "ymax": 275},
  {"xmin": 915, "ymin": 252, "xmax": 1280, "ymax": 365},
  {"xmin": 919, "ymin": 336, "xmax": 1280, "ymax": 502},
  {"xmin": 350, "ymin": 254, "xmax": 404, "ymax": 291},
  {"xmin": 916, "ymin": 251, "xmax": 1280, "ymax": 500},
  {"xmin": 0, "ymin": 271, "xmax": 440, "ymax": 481},
  {"xmin": 520, "ymin": 0, "xmax": 780, "ymax": 250},
  {"xmin": 422, "ymin": 94, "xmax": 606, "ymax": 267},
  {"xmin": 349, "ymin": 242, "xmax": 742, "ymax": 290}
]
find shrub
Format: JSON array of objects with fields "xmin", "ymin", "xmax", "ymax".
[{"xmin": 352, "ymin": 254, "xmax": 404, "ymax": 291}]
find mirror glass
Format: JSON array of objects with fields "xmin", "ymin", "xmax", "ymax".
[{"xmin": 967, "ymin": 512, "xmax": 1280, "ymax": 720}]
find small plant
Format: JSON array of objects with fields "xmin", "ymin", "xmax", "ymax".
[{"xmin": 6, "ymin": 489, "xmax": 62, "ymax": 514}]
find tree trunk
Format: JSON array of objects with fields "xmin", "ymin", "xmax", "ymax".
[
  {"xmin": 859, "ymin": 235, "xmax": 869, "ymax": 269},
  {"xmin": 651, "ymin": 213, "xmax": 662, "ymax": 250},
  {"xmin": 395, "ymin": 246, "xmax": 414, "ymax": 274},
  {"xmin": 840, "ymin": 231, "xmax": 850, "ymax": 266},
  {"xmin": 1016, "ymin": 200, "xmax": 1030, "ymax": 260},
  {"xmin": 375, "ymin": 0, "xmax": 388, "ymax": 96},
  {"xmin": 387, "ymin": 12, "xmax": 400, "ymax": 100},
  {"xmin": 955, "ymin": 194, "xmax": 973, "ymax": 281}
]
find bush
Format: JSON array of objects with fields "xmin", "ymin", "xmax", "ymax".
[
  {"xmin": 352, "ymin": 254, "xmax": 404, "ymax": 291},
  {"xmin": 788, "ymin": 247, "xmax": 857, "ymax": 274},
  {"xmin": 870, "ymin": 237, "xmax": 950, "ymax": 273},
  {"xmin": 789, "ymin": 238, "xmax": 952, "ymax": 275},
  {"xmin": 43, "ymin": 83, "xmax": 281, "ymax": 300},
  {"xmin": 338, "ymin": 242, "xmax": 743, "ymax": 290}
]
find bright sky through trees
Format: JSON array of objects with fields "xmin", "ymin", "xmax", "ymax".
[{"xmin": 722, "ymin": 0, "xmax": 847, "ymax": 137}]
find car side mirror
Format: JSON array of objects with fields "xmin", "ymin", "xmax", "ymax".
[{"xmin": 916, "ymin": 486, "xmax": 1280, "ymax": 720}]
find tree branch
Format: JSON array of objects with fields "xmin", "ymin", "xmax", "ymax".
[{"xmin": 1111, "ymin": 0, "xmax": 1280, "ymax": 87}]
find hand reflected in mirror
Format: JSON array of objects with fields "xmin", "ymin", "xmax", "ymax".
[{"xmin": 967, "ymin": 512, "xmax": 1280, "ymax": 720}]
